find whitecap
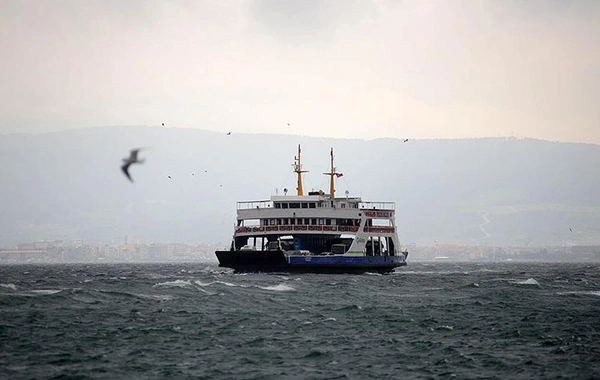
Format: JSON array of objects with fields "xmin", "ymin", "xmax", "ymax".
[
  {"xmin": 258, "ymin": 284, "xmax": 296, "ymax": 292},
  {"xmin": 194, "ymin": 280, "xmax": 237, "ymax": 287},
  {"xmin": 557, "ymin": 290, "xmax": 600, "ymax": 297},
  {"xmin": 197, "ymin": 287, "xmax": 217, "ymax": 295},
  {"xmin": 0, "ymin": 283, "xmax": 17, "ymax": 290},
  {"xmin": 513, "ymin": 278, "xmax": 540, "ymax": 286},
  {"xmin": 153, "ymin": 280, "xmax": 192, "ymax": 288},
  {"xmin": 30, "ymin": 289, "xmax": 62, "ymax": 295},
  {"xmin": 324, "ymin": 317, "xmax": 337, "ymax": 322},
  {"xmin": 215, "ymin": 281, "xmax": 237, "ymax": 287},
  {"xmin": 134, "ymin": 293, "xmax": 175, "ymax": 301}
]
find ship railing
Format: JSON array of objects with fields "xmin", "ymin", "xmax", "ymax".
[
  {"xmin": 359, "ymin": 201, "xmax": 395, "ymax": 210},
  {"xmin": 236, "ymin": 200, "xmax": 272, "ymax": 210},
  {"xmin": 234, "ymin": 225, "xmax": 395, "ymax": 234}
]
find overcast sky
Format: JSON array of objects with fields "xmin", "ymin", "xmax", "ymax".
[{"xmin": 1, "ymin": 0, "xmax": 598, "ymax": 143}]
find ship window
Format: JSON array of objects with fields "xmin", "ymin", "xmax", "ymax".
[
  {"xmin": 372, "ymin": 218, "xmax": 392, "ymax": 226},
  {"xmin": 325, "ymin": 219, "xmax": 331, "ymax": 225},
  {"xmin": 290, "ymin": 202, "xmax": 300, "ymax": 209},
  {"xmin": 311, "ymin": 218, "xmax": 317, "ymax": 225},
  {"xmin": 304, "ymin": 218, "xmax": 310, "ymax": 225},
  {"xmin": 283, "ymin": 203, "xmax": 289, "ymax": 209},
  {"xmin": 270, "ymin": 219, "xmax": 276, "ymax": 225},
  {"xmin": 297, "ymin": 219, "xmax": 303, "ymax": 225},
  {"xmin": 275, "ymin": 203, "xmax": 281, "ymax": 209},
  {"xmin": 290, "ymin": 219, "xmax": 295, "ymax": 225},
  {"xmin": 302, "ymin": 203, "xmax": 308, "ymax": 208},
  {"xmin": 309, "ymin": 203, "xmax": 316, "ymax": 208},
  {"xmin": 282, "ymin": 219, "xmax": 289, "ymax": 225},
  {"xmin": 318, "ymin": 219, "xmax": 324, "ymax": 225}
]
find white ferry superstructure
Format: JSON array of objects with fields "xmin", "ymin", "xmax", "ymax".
[{"xmin": 215, "ymin": 145, "xmax": 408, "ymax": 273}]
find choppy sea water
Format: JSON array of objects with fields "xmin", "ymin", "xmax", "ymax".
[{"xmin": 1, "ymin": 262, "xmax": 599, "ymax": 379}]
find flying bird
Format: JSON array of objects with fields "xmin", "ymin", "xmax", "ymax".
[
  {"xmin": 168, "ymin": 175, "xmax": 172, "ymax": 179},
  {"xmin": 227, "ymin": 132, "xmax": 231, "ymax": 135},
  {"xmin": 570, "ymin": 228, "xmax": 573, "ymax": 232},
  {"xmin": 287, "ymin": 122, "xmax": 291, "ymax": 126},
  {"xmin": 121, "ymin": 148, "xmax": 145, "ymax": 183},
  {"xmin": 162, "ymin": 123, "xmax": 165, "ymax": 127},
  {"xmin": 403, "ymin": 139, "xmax": 409, "ymax": 143}
]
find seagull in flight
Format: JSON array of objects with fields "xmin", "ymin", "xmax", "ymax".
[
  {"xmin": 227, "ymin": 132, "xmax": 231, "ymax": 135},
  {"xmin": 403, "ymin": 139, "xmax": 409, "ymax": 143},
  {"xmin": 121, "ymin": 148, "xmax": 145, "ymax": 183}
]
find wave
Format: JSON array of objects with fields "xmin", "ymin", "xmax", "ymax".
[
  {"xmin": 557, "ymin": 290, "xmax": 600, "ymax": 297},
  {"xmin": 133, "ymin": 293, "xmax": 175, "ymax": 301},
  {"xmin": 194, "ymin": 280, "xmax": 238, "ymax": 287},
  {"xmin": 29, "ymin": 289, "xmax": 63, "ymax": 295},
  {"xmin": 153, "ymin": 280, "xmax": 193, "ymax": 288},
  {"xmin": 257, "ymin": 284, "xmax": 296, "ymax": 292},
  {"xmin": 0, "ymin": 283, "xmax": 17, "ymax": 290},
  {"xmin": 512, "ymin": 278, "xmax": 540, "ymax": 286}
]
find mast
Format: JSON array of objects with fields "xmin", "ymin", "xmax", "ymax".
[
  {"xmin": 293, "ymin": 144, "xmax": 308, "ymax": 196},
  {"xmin": 323, "ymin": 147, "xmax": 341, "ymax": 200}
]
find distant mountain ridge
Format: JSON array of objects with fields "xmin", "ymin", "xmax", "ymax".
[{"xmin": 1, "ymin": 126, "xmax": 599, "ymax": 248}]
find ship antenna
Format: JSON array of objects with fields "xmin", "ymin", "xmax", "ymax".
[
  {"xmin": 323, "ymin": 147, "xmax": 340, "ymax": 200},
  {"xmin": 294, "ymin": 144, "xmax": 308, "ymax": 196}
]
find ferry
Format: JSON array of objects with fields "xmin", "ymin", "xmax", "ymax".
[{"xmin": 215, "ymin": 145, "xmax": 408, "ymax": 273}]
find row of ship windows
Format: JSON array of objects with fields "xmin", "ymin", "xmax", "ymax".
[
  {"xmin": 274, "ymin": 202, "xmax": 358, "ymax": 209},
  {"xmin": 254, "ymin": 218, "xmax": 362, "ymax": 227}
]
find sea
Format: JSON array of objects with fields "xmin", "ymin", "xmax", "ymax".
[{"xmin": 1, "ymin": 261, "xmax": 599, "ymax": 379}]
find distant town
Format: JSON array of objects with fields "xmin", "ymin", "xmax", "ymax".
[{"xmin": 1, "ymin": 240, "xmax": 599, "ymax": 264}]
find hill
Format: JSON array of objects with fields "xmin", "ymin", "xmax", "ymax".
[{"xmin": 1, "ymin": 126, "xmax": 599, "ymax": 248}]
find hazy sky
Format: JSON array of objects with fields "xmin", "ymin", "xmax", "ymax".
[{"xmin": 1, "ymin": 0, "xmax": 599, "ymax": 143}]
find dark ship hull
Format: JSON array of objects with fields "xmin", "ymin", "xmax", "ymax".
[{"xmin": 215, "ymin": 250, "xmax": 406, "ymax": 274}]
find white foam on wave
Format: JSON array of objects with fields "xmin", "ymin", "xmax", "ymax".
[
  {"xmin": 258, "ymin": 284, "xmax": 296, "ymax": 292},
  {"xmin": 0, "ymin": 283, "xmax": 17, "ymax": 290},
  {"xmin": 134, "ymin": 293, "xmax": 175, "ymax": 301},
  {"xmin": 399, "ymin": 270, "xmax": 465, "ymax": 275},
  {"xmin": 558, "ymin": 290, "xmax": 600, "ymax": 297},
  {"xmin": 513, "ymin": 278, "xmax": 540, "ymax": 286},
  {"xmin": 154, "ymin": 280, "xmax": 193, "ymax": 288},
  {"xmin": 194, "ymin": 280, "xmax": 238, "ymax": 287},
  {"xmin": 30, "ymin": 289, "xmax": 62, "ymax": 295}
]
